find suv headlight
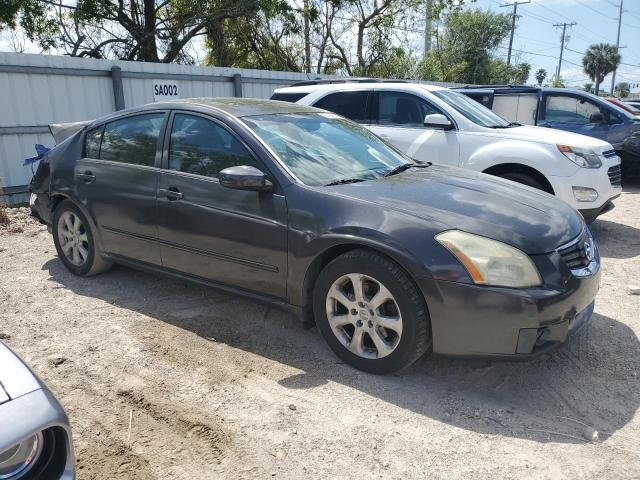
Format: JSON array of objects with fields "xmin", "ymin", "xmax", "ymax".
[
  {"xmin": 557, "ymin": 145, "xmax": 602, "ymax": 168},
  {"xmin": 0, "ymin": 432, "xmax": 43, "ymax": 479},
  {"xmin": 436, "ymin": 230, "xmax": 542, "ymax": 288}
]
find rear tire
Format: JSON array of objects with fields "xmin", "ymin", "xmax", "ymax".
[
  {"xmin": 497, "ymin": 172, "xmax": 546, "ymax": 192},
  {"xmin": 313, "ymin": 249, "xmax": 431, "ymax": 374},
  {"xmin": 52, "ymin": 200, "xmax": 112, "ymax": 276}
]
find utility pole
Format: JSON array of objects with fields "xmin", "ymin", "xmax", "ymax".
[
  {"xmin": 500, "ymin": 1, "xmax": 530, "ymax": 66},
  {"xmin": 553, "ymin": 22, "xmax": 576, "ymax": 80},
  {"xmin": 610, "ymin": 0, "xmax": 624, "ymax": 96},
  {"xmin": 303, "ymin": 0, "xmax": 311, "ymax": 73},
  {"xmin": 424, "ymin": 0, "xmax": 433, "ymax": 59}
]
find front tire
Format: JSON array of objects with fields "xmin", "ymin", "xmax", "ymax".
[
  {"xmin": 313, "ymin": 249, "xmax": 431, "ymax": 374},
  {"xmin": 497, "ymin": 172, "xmax": 546, "ymax": 192},
  {"xmin": 52, "ymin": 200, "xmax": 112, "ymax": 276}
]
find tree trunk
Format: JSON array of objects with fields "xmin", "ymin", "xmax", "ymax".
[
  {"xmin": 303, "ymin": 0, "xmax": 311, "ymax": 73},
  {"xmin": 207, "ymin": 19, "xmax": 233, "ymax": 67},
  {"xmin": 138, "ymin": 0, "xmax": 159, "ymax": 62}
]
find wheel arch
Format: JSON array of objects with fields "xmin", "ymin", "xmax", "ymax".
[{"xmin": 483, "ymin": 163, "xmax": 555, "ymax": 194}]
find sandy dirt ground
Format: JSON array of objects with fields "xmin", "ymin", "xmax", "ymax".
[{"xmin": 1, "ymin": 185, "xmax": 639, "ymax": 480}]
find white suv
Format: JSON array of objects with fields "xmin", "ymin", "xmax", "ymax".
[{"xmin": 271, "ymin": 81, "xmax": 622, "ymax": 222}]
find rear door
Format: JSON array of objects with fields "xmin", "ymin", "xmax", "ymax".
[
  {"xmin": 368, "ymin": 90, "xmax": 460, "ymax": 166},
  {"xmin": 75, "ymin": 112, "xmax": 167, "ymax": 265},
  {"xmin": 156, "ymin": 111, "xmax": 288, "ymax": 298}
]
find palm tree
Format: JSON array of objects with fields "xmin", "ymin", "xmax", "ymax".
[
  {"xmin": 535, "ymin": 68, "xmax": 547, "ymax": 87},
  {"xmin": 615, "ymin": 82, "xmax": 630, "ymax": 98},
  {"xmin": 582, "ymin": 43, "xmax": 621, "ymax": 95},
  {"xmin": 583, "ymin": 82, "xmax": 594, "ymax": 93}
]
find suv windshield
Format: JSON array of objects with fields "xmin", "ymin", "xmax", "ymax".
[
  {"xmin": 433, "ymin": 89, "xmax": 511, "ymax": 128},
  {"xmin": 242, "ymin": 113, "xmax": 412, "ymax": 186}
]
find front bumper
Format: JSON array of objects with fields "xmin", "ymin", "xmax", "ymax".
[
  {"xmin": 418, "ymin": 252, "xmax": 601, "ymax": 358},
  {"xmin": 547, "ymin": 156, "xmax": 622, "ymax": 217}
]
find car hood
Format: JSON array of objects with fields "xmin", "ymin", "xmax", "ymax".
[
  {"xmin": 327, "ymin": 165, "xmax": 584, "ymax": 255},
  {"xmin": 487, "ymin": 125, "xmax": 612, "ymax": 151},
  {"xmin": 0, "ymin": 342, "xmax": 44, "ymax": 401}
]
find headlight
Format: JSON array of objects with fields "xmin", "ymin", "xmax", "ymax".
[
  {"xmin": 0, "ymin": 432, "xmax": 43, "ymax": 479},
  {"xmin": 435, "ymin": 230, "xmax": 542, "ymax": 288},
  {"xmin": 557, "ymin": 145, "xmax": 602, "ymax": 169}
]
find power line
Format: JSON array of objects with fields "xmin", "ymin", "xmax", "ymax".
[{"xmin": 574, "ymin": 0, "xmax": 616, "ymax": 19}]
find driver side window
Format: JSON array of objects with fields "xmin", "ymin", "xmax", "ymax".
[{"xmin": 545, "ymin": 95, "xmax": 618, "ymax": 125}]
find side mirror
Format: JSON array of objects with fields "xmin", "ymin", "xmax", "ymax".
[
  {"xmin": 589, "ymin": 113, "xmax": 604, "ymax": 124},
  {"xmin": 424, "ymin": 113, "xmax": 453, "ymax": 130},
  {"xmin": 219, "ymin": 165, "xmax": 273, "ymax": 192}
]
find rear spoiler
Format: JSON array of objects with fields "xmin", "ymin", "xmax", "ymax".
[{"xmin": 49, "ymin": 121, "xmax": 92, "ymax": 144}]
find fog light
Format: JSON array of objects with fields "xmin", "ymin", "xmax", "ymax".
[
  {"xmin": 572, "ymin": 186, "xmax": 598, "ymax": 202},
  {"xmin": 0, "ymin": 432, "xmax": 43, "ymax": 479}
]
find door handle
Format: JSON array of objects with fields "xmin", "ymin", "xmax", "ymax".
[
  {"xmin": 159, "ymin": 188, "xmax": 183, "ymax": 201},
  {"xmin": 76, "ymin": 171, "xmax": 96, "ymax": 183}
]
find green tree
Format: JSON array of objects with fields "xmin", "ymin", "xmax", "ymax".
[
  {"xmin": 512, "ymin": 62, "xmax": 530, "ymax": 84},
  {"xmin": 416, "ymin": 9, "xmax": 512, "ymax": 84},
  {"xmin": 583, "ymin": 82, "xmax": 594, "ymax": 93},
  {"xmin": 549, "ymin": 75, "xmax": 565, "ymax": 88},
  {"xmin": 535, "ymin": 68, "xmax": 547, "ymax": 87},
  {"xmin": 615, "ymin": 82, "xmax": 630, "ymax": 98},
  {"xmin": 0, "ymin": 0, "xmax": 58, "ymax": 49},
  {"xmin": 582, "ymin": 43, "xmax": 621, "ymax": 96}
]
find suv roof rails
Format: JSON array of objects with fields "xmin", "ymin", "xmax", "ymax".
[
  {"xmin": 289, "ymin": 78, "xmax": 409, "ymax": 87},
  {"xmin": 453, "ymin": 84, "xmax": 540, "ymax": 90}
]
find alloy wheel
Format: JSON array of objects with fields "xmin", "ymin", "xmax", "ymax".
[
  {"xmin": 57, "ymin": 211, "xmax": 89, "ymax": 266},
  {"xmin": 325, "ymin": 273, "xmax": 403, "ymax": 359}
]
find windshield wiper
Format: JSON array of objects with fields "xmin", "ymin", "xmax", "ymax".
[
  {"xmin": 384, "ymin": 162, "xmax": 432, "ymax": 177},
  {"xmin": 325, "ymin": 178, "xmax": 366, "ymax": 186},
  {"xmin": 489, "ymin": 122, "xmax": 522, "ymax": 129}
]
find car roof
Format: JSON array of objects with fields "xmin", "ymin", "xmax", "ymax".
[
  {"xmin": 97, "ymin": 98, "xmax": 321, "ymax": 124},
  {"xmin": 273, "ymin": 82, "xmax": 448, "ymax": 95}
]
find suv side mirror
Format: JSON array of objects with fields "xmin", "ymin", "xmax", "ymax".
[
  {"xmin": 424, "ymin": 114, "xmax": 453, "ymax": 130},
  {"xmin": 219, "ymin": 165, "xmax": 273, "ymax": 192},
  {"xmin": 589, "ymin": 112, "xmax": 604, "ymax": 124}
]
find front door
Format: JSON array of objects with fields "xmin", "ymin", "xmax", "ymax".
[
  {"xmin": 368, "ymin": 90, "xmax": 460, "ymax": 166},
  {"xmin": 75, "ymin": 112, "xmax": 167, "ymax": 265},
  {"xmin": 156, "ymin": 112, "xmax": 288, "ymax": 299}
]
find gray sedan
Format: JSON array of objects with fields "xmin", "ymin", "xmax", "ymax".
[{"xmin": 0, "ymin": 342, "xmax": 75, "ymax": 479}]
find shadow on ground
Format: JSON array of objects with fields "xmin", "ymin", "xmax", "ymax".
[{"xmin": 44, "ymin": 257, "xmax": 640, "ymax": 446}]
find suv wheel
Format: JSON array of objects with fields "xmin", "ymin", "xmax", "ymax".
[
  {"xmin": 52, "ymin": 200, "xmax": 112, "ymax": 276},
  {"xmin": 497, "ymin": 172, "xmax": 546, "ymax": 191},
  {"xmin": 313, "ymin": 249, "xmax": 431, "ymax": 374}
]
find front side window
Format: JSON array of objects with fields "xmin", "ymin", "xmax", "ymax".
[
  {"xmin": 242, "ymin": 112, "xmax": 410, "ymax": 186},
  {"xmin": 378, "ymin": 92, "xmax": 441, "ymax": 127},
  {"xmin": 168, "ymin": 114, "xmax": 258, "ymax": 178},
  {"xmin": 313, "ymin": 91, "xmax": 370, "ymax": 123},
  {"xmin": 545, "ymin": 95, "xmax": 603, "ymax": 124},
  {"xmin": 100, "ymin": 113, "xmax": 164, "ymax": 166},
  {"xmin": 432, "ymin": 89, "xmax": 510, "ymax": 128}
]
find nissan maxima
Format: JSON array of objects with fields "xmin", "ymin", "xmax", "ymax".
[
  {"xmin": 30, "ymin": 98, "xmax": 600, "ymax": 373},
  {"xmin": 0, "ymin": 342, "xmax": 75, "ymax": 479}
]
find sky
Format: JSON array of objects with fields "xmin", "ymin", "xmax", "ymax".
[
  {"xmin": 465, "ymin": 0, "xmax": 640, "ymax": 92},
  {"xmin": 1, "ymin": 0, "xmax": 639, "ymax": 93}
]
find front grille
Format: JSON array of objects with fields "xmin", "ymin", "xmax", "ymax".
[
  {"xmin": 558, "ymin": 230, "xmax": 592, "ymax": 270},
  {"xmin": 608, "ymin": 164, "xmax": 622, "ymax": 187},
  {"xmin": 602, "ymin": 149, "xmax": 618, "ymax": 158}
]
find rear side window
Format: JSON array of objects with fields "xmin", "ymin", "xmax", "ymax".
[
  {"xmin": 85, "ymin": 126, "xmax": 103, "ymax": 158},
  {"xmin": 313, "ymin": 91, "xmax": 370, "ymax": 123},
  {"xmin": 100, "ymin": 113, "xmax": 165, "ymax": 166},
  {"xmin": 270, "ymin": 92, "xmax": 309, "ymax": 103},
  {"xmin": 492, "ymin": 94, "xmax": 538, "ymax": 125},
  {"xmin": 378, "ymin": 92, "xmax": 441, "ymax": 127},
  {"xmin": 168, "ymin": 114, "xmax": 258, "ymax": 178}
]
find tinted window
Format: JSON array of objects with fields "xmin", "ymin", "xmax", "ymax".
[
  {"xmin": 378, "ymin": 92, "xmax": 441, "ymax": 127},
  {"xmin": 85, "ymin": 126, "xmax": 103, "ymax": 158},
  {"xmin": 270, "ymin": 92, "xmax": 309, "ymax": 103},
  {"xmin": 100, "ymin": 113, "xmax": 164, "ymax": 166},
  {"xmin": 313, "ymin": 91, "xmax": 370, "ymax": 123},
  {"xmin": 545, "ymin": 95, "xmax": 620, "ymax": 125},
  {"xmin": 169, "ymin": 114, "xmax": 258, "ymax": 178}
]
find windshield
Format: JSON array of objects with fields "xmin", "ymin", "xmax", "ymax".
[
  {"xmin": 242, "ymin": 113, "xmax": 412, "ymax": 186},
  {"xmin": 433, "ymin": 89, "xmax": 511, "ymax": 128}
]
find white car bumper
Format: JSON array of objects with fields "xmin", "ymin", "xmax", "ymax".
[{"xmin": 547, "ymin": 156, "xmax": 622, "ymax": 221}]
